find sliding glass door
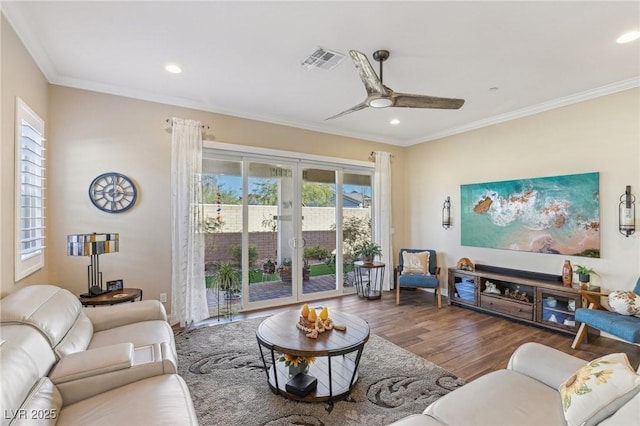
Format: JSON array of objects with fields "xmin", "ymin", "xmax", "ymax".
[
  {"xmin": 202, "ymin": 148, "xmax": 374, "ymax": 313},
  {"xmin": 247, "ymin": 161, "xmax": 297, "ymax": 307},
  {"xmin": 300, "ymin": 166, "xmax": 339, "ymax": 296}
]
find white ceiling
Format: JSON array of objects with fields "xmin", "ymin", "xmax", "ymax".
[{"xmin": 3, "ymin": 1, "xmax": 639, "ymax": 146}]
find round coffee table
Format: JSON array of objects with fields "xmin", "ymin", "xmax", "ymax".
[{"xmin": 256, "ymin": 309, "xmax": 370, "ymax": 402}]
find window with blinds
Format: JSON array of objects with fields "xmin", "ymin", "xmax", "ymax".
[{"xmin": 15, "ymin": 97, "xmax": 46, "ymax": 281}]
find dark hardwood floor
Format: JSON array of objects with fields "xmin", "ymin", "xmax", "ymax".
[{"xmin": 196, "ymin": 289, "xmax": 640, "ymax": 382}]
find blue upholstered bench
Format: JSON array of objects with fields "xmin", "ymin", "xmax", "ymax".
[{"xmin": 572, "ymin": 277, "xmax": 640, "ymax": 348}]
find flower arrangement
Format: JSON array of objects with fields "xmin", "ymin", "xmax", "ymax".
[{"xmin": 278, "ymin": 353, "xmax": 316, "ymax": 367}]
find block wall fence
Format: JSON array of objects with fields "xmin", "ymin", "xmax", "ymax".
[{"xmin": 203, "ymin": 204, "xmax": 370, "ymax": 267}]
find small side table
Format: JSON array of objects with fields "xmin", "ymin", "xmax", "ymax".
[
  {"xmin": 80, "ymin": 288, "xmax": 143, "ymax": 307},
  {"xmin": 353, "ymin": 261, "xmax": 385, "ymax": 300}
]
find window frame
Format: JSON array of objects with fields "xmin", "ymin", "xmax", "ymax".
[{"xmin": 14, "ymin": 97, "xmax": 46, "ymax": 281}]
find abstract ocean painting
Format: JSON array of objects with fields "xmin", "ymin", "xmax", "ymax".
[{"xmin": 461, "ymin": 172, "xmax": 600, "ymax": 258}]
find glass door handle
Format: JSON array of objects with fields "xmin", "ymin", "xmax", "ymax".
[{"xmin": 288, "ymin": 238, "xmax": 307, "ymax": 248}]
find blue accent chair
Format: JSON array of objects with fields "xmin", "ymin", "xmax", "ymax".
[
  {"xmin": 572, "ymin": 277, "xmax": 640, "ymax": 349},
  {"xmin": 394, "ymin": 249, "xmax": 441, "ymax": 307}
]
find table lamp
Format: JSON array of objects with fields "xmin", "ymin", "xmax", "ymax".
[{"xmin": 67, "ymin": 233, "xmax": 119, "ymax": 296}]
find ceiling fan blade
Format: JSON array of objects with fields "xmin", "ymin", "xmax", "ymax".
[
  {"xmin": 393, "ymin": 93, "xmax": 465, "ymax": 109},
  {"xmin": 325, "ymin": 101, "xmax": 369, "ymax": 120},
  {"xmin": 349, "ymin": 50, "xmax": 387, "ymax": 97}
]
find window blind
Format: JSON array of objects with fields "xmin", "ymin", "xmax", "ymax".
[{"xmin": 15, "ymin": 97, "xmax": 46, "ymax": 281}]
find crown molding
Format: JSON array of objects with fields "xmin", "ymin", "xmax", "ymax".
[{"xmin": 410, "ymin": 77, "xmax": 640, "ymax": 145}]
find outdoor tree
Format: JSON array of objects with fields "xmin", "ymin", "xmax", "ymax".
[
  {"xmin": 302, "ymin": 183, "xmax": 334, "ymax": 207},
  {"xmin": 202, "ymin": 175, "xmax": 240, "ymax": 204},
  {"xmin": 333, "ymin": 216, "xmax": 372, "ymax": 258},
  {"xmin": 249, "ymin": 180, "xmax": 277, "ymax": 205},
  {"xmin": 248, "ymin": 179, "xmax": 335, "ymax": 206}
]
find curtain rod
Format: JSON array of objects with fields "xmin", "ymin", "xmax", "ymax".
[
  {"xmin": 165, "ymin": 118, "xmax": 210, "ymax": 130},
  {"xmin": 369, "ymin": 151, "xmax": 394, "ymax": 161}
]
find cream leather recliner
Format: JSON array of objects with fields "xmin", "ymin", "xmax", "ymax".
[
  {"xmin": 0, "ymin": 332, "xmax": 197, "ymax": 426},
  {"xmin": 1, "ymin": 285, "xmax": 179, "ymax": 405}
]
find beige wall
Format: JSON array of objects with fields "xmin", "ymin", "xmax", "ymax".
[
  {"xmin": 405, "ymin": 88, "xmax": 640, "ymax": 293},
  {"xmin": 1, "ymin": 14, "xmax": 50, "ymax": 293},
  {"xmin": 42, "ymin": 86, "xmax": 405, "ymax": 305}
]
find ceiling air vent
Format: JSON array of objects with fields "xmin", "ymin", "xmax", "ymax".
[{"xmin": 301, "ymin": 47, "xmax": 346, "ymax": 71}]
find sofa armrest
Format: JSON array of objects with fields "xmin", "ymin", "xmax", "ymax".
[
  {"xmin": 507, "ymin": 342, "xmax": 587, "ymax": 389},
  {"xmin": 53, "ymin": 342, "xmax": 177, "ymax": 405},
  {"xmin": 83, "ymin": 300, "xmax": 168, "ymax": 331},
  {"xmin": 49, "ymin": 343, "xmax": 134, "ymax": 384}
]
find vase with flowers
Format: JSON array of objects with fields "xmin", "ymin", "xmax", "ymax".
[{"xmin": 278, "ymin": 353, "xmax": 316, "ymax": 377}]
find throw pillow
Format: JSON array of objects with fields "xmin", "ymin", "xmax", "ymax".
[
  {"xmin": 558, "ymin": 353, "xmax": 640, "ymax": 426},
  {"xmin": 401, "ymin": 251, "xmax": 430, "ymax": 275},
  {"xmin": 608, "ymin": 291, "xmax": 640, "ymax": 317}
]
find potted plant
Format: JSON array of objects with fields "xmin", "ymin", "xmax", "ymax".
[
  {"xmin": 212, "ymin": 262, "xmax": 241, "ymax": 298},
  {"xmin": 354, "ymin": 241, "xmax": 382, "ymax": 264},
  {"xmin": 574, "ymin": 265, "xmax": 597, "ymax": 287},
  {"xmin": 263, "ymin": 259, "xmax": 276, "ymax": 274},
  {"xmin": 278, "ymin": 353, "xmax": 317, "ymax": 377},
  {"xmin": 279, "ymin": 258, "xmax": 293, "ymax": 283}
]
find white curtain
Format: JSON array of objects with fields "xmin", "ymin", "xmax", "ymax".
[
  {"xmin": 373, "ymin": 151, "xmax": 393, "ymax": 291},
  {"xmin": 170, "ymin": 117, "xmax": 209, "ymax": 327}
]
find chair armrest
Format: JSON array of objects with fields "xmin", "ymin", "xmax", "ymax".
[
  {"xmin": 579, "ymin": 289, "xmax": 609, "ymax": 297},
  {"xmin": 394, "ymin": 266, "xmax": 401, "ymax": 288},
  {"xmin": 49, "ymin": 343, "xmax": 134, "ymax": 384},
  {"xmin": 435, "ymin": 266, "xmax": 441, "ymax": 276},
  {"xmin": 507, "ymin": 342, "xmax": 586, "ymax": 389},
  {"xmin": 579, "ymin": 289, "xmax": 609, "ymax": 310},
  {"xmin": 83, "ymin": 300, "xmax": 168, "ymax": 331}
]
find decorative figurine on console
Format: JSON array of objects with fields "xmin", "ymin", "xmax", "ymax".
[
  {"xmin": 505, "ymin": 288, "xmax": 529, "ymax": 302},
  {"xmin": 456, "ymin": 257, "xmax": 475, "ymax": 271},
  {"xmin": 483, "ymin": 281, "xmax": 501, "ymax": 295}
]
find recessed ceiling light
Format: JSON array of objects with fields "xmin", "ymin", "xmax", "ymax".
[
  {"xmin": 390, "ymin": 119, "xmax": 400, "ymax": 125},
  {"xmin": 616, "ymin": 31, "xmax": 640, "ymax": 44},
  {"xmin": 165, "ymin": 63, "xmax": 182, "ymax": 74}
]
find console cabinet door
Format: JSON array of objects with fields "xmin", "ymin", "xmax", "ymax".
[
  {"xmin": 536, "ymin": 287, "xmax": 581, "ymax": 333},
  {"xmin": 449, "ymin": 272, "xmax": 478, "ymax": 306}
]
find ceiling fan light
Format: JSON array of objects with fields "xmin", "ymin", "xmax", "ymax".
[
  {"xmin": 616, "ymin": 31, "xmax": 640, "ymax": 43},
  {"xmin": 369, "ymin": 98, "xmax": 393, "ymax": 108}
]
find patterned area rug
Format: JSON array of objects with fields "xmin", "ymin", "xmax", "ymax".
[{"xmin": 175, "ymin": 317, "xmax": 465, "ymax": 426}]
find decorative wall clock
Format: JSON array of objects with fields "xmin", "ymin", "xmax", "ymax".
[{"xmin": 88, "ymin": 172, "xmax": 137, "ymax": 213}]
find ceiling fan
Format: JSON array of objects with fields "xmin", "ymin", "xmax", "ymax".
[{"xmin": 327, "ymin": 49, "xmax": 465, "ymax": 120}]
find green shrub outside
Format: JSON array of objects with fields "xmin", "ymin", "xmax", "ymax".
[{"xmin": 229, "ymin": 244, "xmax": 259, "ymax": 266}]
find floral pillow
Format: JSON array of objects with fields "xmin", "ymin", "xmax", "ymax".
[
  {"xmin": 558, "ymin": 353, "xmax": 640, "ymax": 426},
  {"xmin": 401, "ymin": 251, "xmax": 430, "ymax": 275},
  {"xmin": 608, "ymin": 291, "xmax": 640, "ymax": 317}
]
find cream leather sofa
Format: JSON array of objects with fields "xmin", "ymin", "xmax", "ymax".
[
  {"xmin": 389, "ymin": 343, "xmax": 640, "ymax": 426},
  {"xmin": 0, "ymin": 285, "xmax": 198, "ymax": 425}
]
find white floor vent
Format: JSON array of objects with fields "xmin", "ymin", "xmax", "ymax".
[{"xmin": 301, "ymin": 47, "xmax": 346, "ymax": 71}]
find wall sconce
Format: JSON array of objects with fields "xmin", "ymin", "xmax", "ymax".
[
  {"xmin": 619, "ymin": 185, "xmax": 635, "ymax": 237},
  {"xmin": 442, "ymin": 196, "xmax": 451, "ymax": 229}
]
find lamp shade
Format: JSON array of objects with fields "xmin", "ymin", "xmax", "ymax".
[{"xmin": 67, "ymin": 233, "xmax": 119, "ymax": 256}]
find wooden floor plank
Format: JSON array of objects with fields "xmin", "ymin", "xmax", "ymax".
[{"xmin": 197, "ymin": 289, "xmax": 639, "ymax": 382}]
